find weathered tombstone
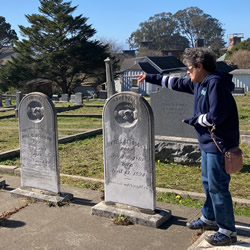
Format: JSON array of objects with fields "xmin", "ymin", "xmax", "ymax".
[
  {"xmin": 5, "ymin": 98, "xmax": 11, "ymax": 106},
  {"xmin": 151, "ymin": 88, "xmax": 196, "ymax": 138},
  {"xmin": 60, "ymin": 94, "xmax": 69, "ymax": 102},
  {"xmin": 0, "ymin": 93, "xmax": 2, "ymax": 107},
  {"xmin": 69, "ymin": 94, "xmax": 75, "ymax": 103},
  {"xmin": 74, "ymin": 92, "xmax": 83, "ymax": 106},
  {"xmin": 92, "ymin": 92, "xmax": 171, "ymax": 227},
  {"xmin": 104, "ymin": 57, "xmax": 115, "ymax": 98},
  {"xmin": 11, "ymin": 92, "xmax": 72, "ymax": 203},
  {"xmin": 150, "ymin": 88, "xmax": 200, "ymax": 164}
]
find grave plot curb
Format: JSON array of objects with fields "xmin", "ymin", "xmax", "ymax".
[
  {"xmin": 57, "ymin": 114, "xmax": 102, "ymax": 118},
  {"xmin": 0, "ymin": 114, "xmax": 15, "ymax": 119},
  {"xmin": 0, "ymin": 128, "xmax": 103, "ymax": 161}
]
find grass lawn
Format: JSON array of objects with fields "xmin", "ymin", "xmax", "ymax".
[{"xmin": 60, "ymin": 106, "xmax": 103, "ymax": 115}]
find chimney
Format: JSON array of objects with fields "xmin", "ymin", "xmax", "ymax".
[{"xmin": 227, "ymin": 33, "xmax": 244, "ymax": 50}]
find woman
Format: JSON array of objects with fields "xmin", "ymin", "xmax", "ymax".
[{"xmin": 136, "ymin": 48, "xmax": 239, "ymax": 246}]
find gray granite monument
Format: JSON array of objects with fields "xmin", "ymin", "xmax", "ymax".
[
  {"xmin": 5, "ymin": 98, "xmax": 11, "ymax": 106},
  {"xmin": 11, "ymin": 92, "xmax": 72, "ymax": 203},
  {"xmin": 92, "ymin": 92, "xmax": 171, "ymax": 227},
  {"xmin": 60, "ymin": 94, "xmax": 69, "ymax": 102},
  {"xmin": 150, "ymin": 87, "xmax": 201, "ymax": 164},
  {"xmin": 150, "ymin": 87, "xmax": 196, "ymax": 139},
  {"xmin": 74, "ymin": 92, "xmax": 83, "ymax": 106}
]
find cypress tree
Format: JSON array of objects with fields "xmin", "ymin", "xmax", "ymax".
[{"xmin": 1, "ymin": 0, "xmax": 108, "ymax": 94}]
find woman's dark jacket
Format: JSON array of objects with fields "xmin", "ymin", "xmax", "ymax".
[{"xmin": 145, "ymin": 71, "xmax": 240, "ymax": 153}]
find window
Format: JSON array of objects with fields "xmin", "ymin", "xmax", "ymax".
[{"xmin": 132, "ymin": 78, "xmax": 138, "ymax": 87}]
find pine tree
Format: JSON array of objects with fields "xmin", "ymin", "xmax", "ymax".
[{"xmin": 1, "ymin": 0, "xmax": 108, "ymax": 93}]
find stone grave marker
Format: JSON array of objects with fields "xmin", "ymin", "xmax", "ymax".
[
  {"xmin": 5, "ymin": 98, "xmax": 11, "ymax": 106},
  {"xmin": 92, "ymin": 92, "xmax": 171, "ymax": 227},
  {"xmin": 74, "ymin": 92, "xmax": 83, "ymax": 105},
  {"xmin": 150, "ymin": 87, "xmax": 196, "ymax": 139},
  {"xmin": 11, "ymin": 92, "xmax": 72, "ymax": 203},
  {"xmin": 60, "ymin": 94, "xmax": 69, "ymax": 102},
  {"xmin": 150, "ymin": 87, "xmax": 200, "ymax": 164},
  {"xmin": 70, "ymin": 94, "xmax": 75, "ymax": 102}
]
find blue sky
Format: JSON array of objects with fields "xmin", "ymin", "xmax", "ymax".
[{"xmin": 1, "ymin": 0, "xmax": 250, "ymax": 49}]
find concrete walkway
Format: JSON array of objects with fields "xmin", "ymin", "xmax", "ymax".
[{"xmin": 0, "ymin": 175, "xmax": 250, "ymax": 250}]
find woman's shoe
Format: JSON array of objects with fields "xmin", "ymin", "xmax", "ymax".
[
  {"xmin": 186, "ymin": 218, "xmax": 219, "ymax": 230},
  {"xmin": 205, "ymin": 232, "xmax": 237, "ymax": 246}
]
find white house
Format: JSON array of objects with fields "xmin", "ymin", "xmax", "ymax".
[
  {"xmin": 230, "ymin": 69, "xmax": 250, "ymax": 91},
  {"xmin": 120, "ymin": 56, "xmax": 186, "ymax": 96}
]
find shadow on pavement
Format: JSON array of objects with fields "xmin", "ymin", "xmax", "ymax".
[
  {"xmin": 0, "ymin": 219, "xmax": 26, "ymax": 228},
  {"xmin": 159, "ymin": 215, "xmax": 188, "ymax": 230},
  {"xmin": 70, "ymin": 197, "xmax": 96, "ymax": 207}
]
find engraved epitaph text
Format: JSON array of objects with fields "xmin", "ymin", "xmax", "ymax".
[{"xmin": 150, "ymin": 88, "xmax": 196, "ymax": 138}]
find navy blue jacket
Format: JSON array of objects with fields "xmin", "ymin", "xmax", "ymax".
[{"xmin": 146, "ymin": 71, "xmax": 239, "ymax": 153}]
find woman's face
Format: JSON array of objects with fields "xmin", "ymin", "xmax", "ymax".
[{"xmin": 186, "ymin": 64, "xmax": 207, "ymax": 83}]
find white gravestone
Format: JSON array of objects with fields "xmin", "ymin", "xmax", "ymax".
[
  {"xmin": 19, "ymin": 92, "xmax": 60, "ymax": 193},
  {"xmin": 103, "ymin": 92, "xmax": 155, "ymax": 210}
]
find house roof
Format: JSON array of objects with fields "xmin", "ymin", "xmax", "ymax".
[
  {"xmin": 147, "ymin": 56, "xmax": 185, "ymax": 72},
  {"xmin": 120, "ymin": 56, "xmax": 186, "ymax": 74},
  {"xmin": 216, "ymin": 61, "xmax": 235, "ymax": 73},
  {"xmin": 230, "ymin": 69, "xmax": 250, "ymax": 75},
  {"xmin": 120, "ymin": 57, "xmax": 147, "ymax": 72},
  {"xmin": 138, "ymin": 61, "xmax": 159, "ymax": 74}
]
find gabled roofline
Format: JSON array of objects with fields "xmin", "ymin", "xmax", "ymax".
[{"xmin": 146, "ymin": 57, "xmax": 163, "ymax": 73}]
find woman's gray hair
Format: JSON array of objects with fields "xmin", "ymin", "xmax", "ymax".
[{"xmin": 183, "ymin": 48, "xmax": 216, "ymax": 72}]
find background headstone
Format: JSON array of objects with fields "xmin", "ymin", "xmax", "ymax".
[
  {"xmin": 5, "ymin": 98, "xmax": 11, "ymax": 106},
  {"xmin": 18, "ymin": 92, "xmax": 60, "ymax": 193},
  {"xmin": 150, "ymin": 88, "xmax": 196, "ymax": 139},
  {"xmin": 60, "ymin": 94, "xmax": 69, "ymax": 102},
  {"xmin": 103, "ymin": 92, "xmax": 155, "ymax": 210},
  {"xmin": 74, "ymin": 92, "xmax": 83, "ymax": 105},
  {"xmin": 70, "ymin": 94, "xmax": 75, "ymax": 102}
]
